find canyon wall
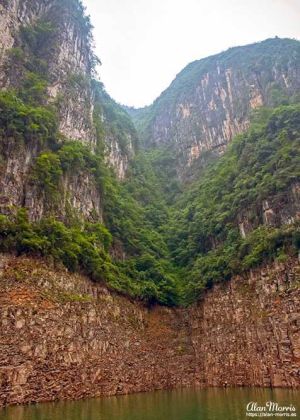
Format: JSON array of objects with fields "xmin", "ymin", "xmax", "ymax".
[
  {"xmin": 0, "ymin": 0, "xmax": 136, "ymax": 177},
  {"xmin": 0, "ymin": 1, "xmax": 136, "ymax": 223},
  {"xmin": 237, "ymin": 182, "xmax": 300, "ymax": 238},
  {"xmin": 0, "ymin": 254, "xmax": 299, "ymax": 406},
  {"xmin": 130, "ymin": 38, "xmax": 300, "ymax": 176},
  {"xmin": 0, "ymin": 0, "xmax": 96, "ymax": 144},
  {"xmin": 0, "ymin": 1, "xmax": 299, "ymax": 408}
]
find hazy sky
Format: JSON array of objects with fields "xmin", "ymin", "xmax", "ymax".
[{"xmin": 83, "ymin": 0, "xmax": 300, "ymax": 107}]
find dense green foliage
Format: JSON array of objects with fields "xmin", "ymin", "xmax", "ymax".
[
  {"xmin": 32, "ymin": 141, "xmax": 106, "ymax": 199},
  {"xmin": 106, "ymin": 102, "xmax": 300, "ymax": 304},
  {"xmin": 0, "ymin": 91, "xmax": 57, "ymax": 145},
  {"xmin": 128, "ymin": 38, "xmax": 300, "ymax": 145},
  {"xmin": 0, "ymin": 93, "xmax": 178, "ymax": 305},
  {"xmin": 172, "ymin": 104, "xmax": 300, "ymax": 260},
  {"xmin": 0, "ymin": 85, "xmax": 299, "ymax": 305},
  {"xmin": 0, "ymin": 209, "xmax": 119, "ymax": 286},
  {"xmin": 0, "ymin": 10, "xmax": 181, "ymax": 305},
  {"xmin": 167, "ymin": 104, "xmax": 300, "ymax": 301},
  {"xmin": 1, "ymin": 21, "xmax": 299, "ymax": 307}
]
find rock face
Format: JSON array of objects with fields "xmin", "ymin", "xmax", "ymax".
[
  {"xmin": 0, "ymin": 0, "xmax": 136, "ymax": 222},
  {"xmin": 190, "ymin": 262, "xmax": 300, "ymax": 388},
  {"xmin": 0, "ymin": 2, "xmax": 299, "ymax": 407},
  {"xmin": 0, "ymin": 0, "xmax": 136, "ymax": 175},
  {"xmin": 0, "ymin": 254, "xmax": 299, "ymax": 405},
  {"xmin": 93, "ymin": 82, "xmax": 137, "ymax": 180},
  {"xmin": 130, "ymin": 38, "xmax": 300, "ymax": 176},
  {"xmin": 0, "ymin": 133, "xmax": 104, "ymax": 222},
  {"xmin": 0, "ymin": 0, "xmax": 96, "ymax": 144},
  {"xmin": 238, "ymin": 182, "xmax": 300, "ymax": 238}
]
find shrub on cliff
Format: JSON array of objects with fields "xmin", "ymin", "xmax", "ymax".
[{"xmin": 0, "ymin": 91, "xmax": 57, "ymax": 145}]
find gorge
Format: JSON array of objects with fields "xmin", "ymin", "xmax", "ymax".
[{"xmin": 0, "ymin": 0, "xmax": 299, "ymax": 407}]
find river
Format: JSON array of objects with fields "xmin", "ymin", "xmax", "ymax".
[{"xmin": 0, "ymin": 387, "xmax": 299, "ymax": 420}]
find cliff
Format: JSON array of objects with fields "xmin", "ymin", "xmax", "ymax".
[
  {"xmin": 0, "ymin": 0, "xmax": 136, "ymax": 224},
  {"xmin": 129, "ymin": 38, "xmax": 300, "ymax": 177},
  {"xmin": 0, "ymin": 0, "xmax": 96, "ymax": 143},
  {"xmin": 0, "ymin": 0, "xmax": 300, "ymax": 406},
  {"xmin": 0, "ymin": 254, "xmax": 299, "ymax": 406}
]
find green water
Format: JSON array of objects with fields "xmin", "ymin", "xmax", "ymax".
[{"xmin": 0, "ymin": 388, "xmax": 299, "ymax": 420}]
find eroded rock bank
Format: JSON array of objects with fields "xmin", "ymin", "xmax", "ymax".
[{"xmin": 0, "ymin": 254, "xmax": 299, "ymax": 406}]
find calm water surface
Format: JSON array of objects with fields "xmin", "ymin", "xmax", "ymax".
[{"xmin": 0, "ymin": 388, "xmax": 299, "ymax": 420}]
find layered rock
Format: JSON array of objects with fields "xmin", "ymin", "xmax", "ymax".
[
  {"xmin": 105, "ymin": 135, "xmax": 134, "ymax": 180},
  {"xmin": 0, "ymin": 0, "xmax": 96, "ymax": 143},
  {"xmin": 0, "ymin": 0, "xmax": 136, "ymax": 222},
  {"xmin": 0, "ymin": 254, "xmax": 299, "ymax": 405},
  {"xmin": 190, "ymin": 261, "xmax": 300, "ymax": 388},
  {"xmin": 0, "ymin": 134, "xmax": 103, "ymax": 222},
  {"xmin": 130, "ymin": 38, "xmax": 300, "ymax": 176},
  {"xmin": 238, "ymin": 182, "xmax": 300, "ymax": 238}
]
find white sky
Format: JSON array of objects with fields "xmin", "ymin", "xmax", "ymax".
[{"xmin": 83, "ymin": 0, "xmax": 300, "ymax": 108}]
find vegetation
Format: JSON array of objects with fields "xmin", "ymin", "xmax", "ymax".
[
  {"xmin": 0, "ymin": 209, "xmax": 117, "ymax": 286},
  {"xmin": 0, "ymin": 202, "xmax": 179, "ymax": 305},
  {"xmin": 128, "ymin": 38, "xmax": 300, "ymax": 145},
  {"xmin": 0, "ymin": 91, "xmax": 57, "ymax": 146},
  {"xmin": 20, "ymin": 20, "xmax": 56, "ymax": 60},
  {"xmin": 168, "ymin": 104, "xmax": 300, "ymax": 301},
  {"xmin": 0, "ymin": 79, "xmax": 299, "ymax": 305},
  {"xmin": 93, "ymin": 80, "xmax": 139, "ymax": 154},
  {"xmin": 0, "ymin": 93, "xmax": 178, "ymax": 306},
  {"xmin": 0, "ymin": 20, "xmax": 299, "ymax": 307},
  {"xmin": 0, "ymin": 9, "xmax": 180, "ymax": 305}
]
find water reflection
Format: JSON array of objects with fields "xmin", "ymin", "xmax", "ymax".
[{"xmin": 0, "ymin": 387, "xmax": 299, "ymax": 420}]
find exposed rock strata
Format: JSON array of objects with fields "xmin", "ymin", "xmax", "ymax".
[
  {"xmin": 0, "ymin": 0, "xmax": 136, "ymax": 222},
  {"xmin": 0, "ymin": 0, "xmax": 96, "ymax": 144},
  {"xmin": 238, "ymin": 182, "xmax": 300, "ymax": 238},
  {"xmin": 0, "ymin": 254, "xmax": 299, "ymax": 406},
  {"xmin": 130, "ymin": 39, "xmax": 300, "ymax": 176},
  {"xmin": 0, "ymin": 135, "xmax": 103, "ymax": 222}
]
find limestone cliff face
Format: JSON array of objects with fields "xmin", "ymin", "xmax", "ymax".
[
  {"xmin": 0, "ymin": 129, "xmax": 105, "ymax": 222},
  {"xmin": 238, "ymin": 182, "xmax": 300, "ymax": 238},
  {"xmin": 0, "ymin": 0, "xmax": 136, "ymax": 222},
  {"xmin": 130, "ymin": 38, "xmax": 300, "ymax": 176},
  {"xmin": 0, "ymin": 0, "xmax": 95, "ymax": 143},
  {"xmin": 93, "ymin": 82, "xmax": 137, "ymax": 181},
  {"xmin": 105, "ymin": 135, "xmax": 134, "ymax": 180},
  {"xmin": 0, "ymin": 254, "xmax": 299, "ymax": 405}
]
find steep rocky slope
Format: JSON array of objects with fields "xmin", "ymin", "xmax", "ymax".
[
  {"xmin": 0, "ymin": 0, "xmax": 177, "ymax": 305},
  {"xmin": 166, "ymin": 103, "xmax": 300, "ymax": 299},
  {"xmin": 0, "ymin": 0, "xmax": 136, "ymax": 224},
  {"xmin": 0, "ymin": 254, "xmax": 299, "ymax": 405},
  {"xmin": 0, "ymin": 0, "xmax": 300, "ymax": 406},
  {"xmin": 0, "ymin": 0, "xmax": 97, "ymax": 143},
  {"xmin": 129, "ymin": 38, "xmax": 300, "ymax": 176},
  {"xmin": 0, "ymin": 0, "xmax": 299, "ymax": 304}
]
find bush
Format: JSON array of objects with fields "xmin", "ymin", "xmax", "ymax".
[
  {"xmin": 33, "ymin": 152, "xmax": 62, "ymax": 196},
  {"xmin": 0, "ymin": 91, "xmax": 57, "ymax": 144}
]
